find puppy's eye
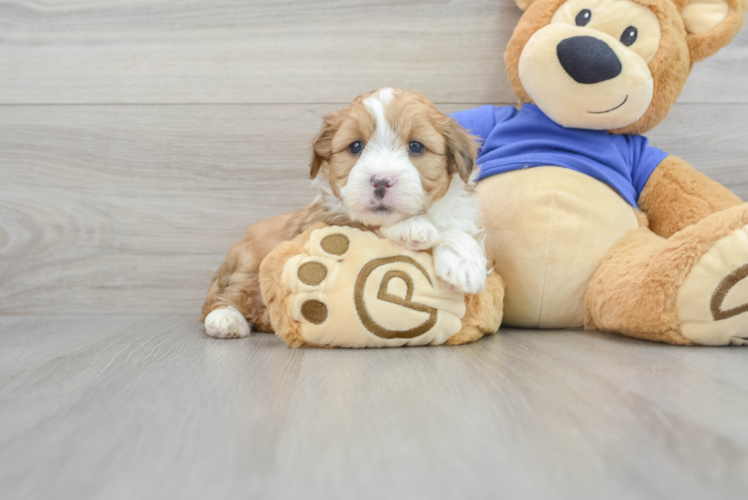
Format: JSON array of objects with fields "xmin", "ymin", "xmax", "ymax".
[
  {"xmin": 621, "ymin": 26, "xmax": 638, "ymax": 46},
  {"xmin": 348, "ymin": 141, "xmax": 365, "ymax": 155},
  {"xmin": 408, "ymin": 141, "xmax": 426, "ymax": 155},
  {"xmin": 575, "ymin": 9, "xmax": 591, "ymax": 26}
]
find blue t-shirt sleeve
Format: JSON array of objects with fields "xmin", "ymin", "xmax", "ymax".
[
  {"xmin": 449, "ymin": 105, "xmax": 496, "ymax": 145},
  {"xmin": 625, "ymin": 135, "xmax": 669, "ymax": 200},
  {"xmin": 449, "ymin": 105, "xmax": 516, "ymax": 154}
]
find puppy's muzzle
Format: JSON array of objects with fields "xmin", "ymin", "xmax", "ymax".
[{"xmin": 557, "ymin": 36, "xmax": 622, "ymax": 84}]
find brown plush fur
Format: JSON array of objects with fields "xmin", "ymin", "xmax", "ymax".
[
  {"xmin": 639, "ymin": 156, "xmax": 743, "ymax": 238},
  {"xmin": 673, "ymin": 0, "xmax": 748, "ymax": 63},
  {"xmin": 586, "ymin": 203, "xmax": 748, "ymax": 344}
]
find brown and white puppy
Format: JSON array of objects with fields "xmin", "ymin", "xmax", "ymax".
[{"xmin": 203, "ymin": 88, "xmax": 487, "ymax": 338}]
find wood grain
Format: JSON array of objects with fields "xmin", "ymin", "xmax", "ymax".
[
  {"xmin": 1, "ymin": 316, "xmax": 747, "ymax": 500},
  {"xmin": 2, "ymin": 3, "xmax": 748, "ymax": 498},
  {"xmin": 0, "ymin": 1, "xmax": 746, "ymax": 104},
  {"xmin": 2, "ymin": 103, "xmax": 747, "ymax": 314}
]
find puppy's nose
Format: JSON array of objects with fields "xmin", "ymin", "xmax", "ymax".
[
  {"xmin": 557, "ymin": 36, "xmax": 622, "ymax": 84},
  {"xmin": 371, "ymin": 176, "xmax": 393, "ymax": 200}
]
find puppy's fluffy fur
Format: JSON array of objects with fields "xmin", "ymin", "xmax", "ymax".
[{"xmin": 203, "ymin": 88, "xmax": 487, "ymax": 338}]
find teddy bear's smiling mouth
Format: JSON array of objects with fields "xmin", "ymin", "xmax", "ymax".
[{"xmin": 588, "ymin": 95, "xmax": 629, "ymax": 114}]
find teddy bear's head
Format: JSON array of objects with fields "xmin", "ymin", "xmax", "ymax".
[{"xmin": 506, "ymin": 0, "xmax": 746, "ymax": 134}]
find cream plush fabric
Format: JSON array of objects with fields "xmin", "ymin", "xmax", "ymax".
[
  {"xmin": 273, "ymin": 226, "xmax": 467, "ymax": 348},
  {"xmin": 677, "ymin": 224, "xmax": 748, "ymax": 345},
  {"xmin": 478, "ymin": 167, "xmax": 639, "ymax": 327}
]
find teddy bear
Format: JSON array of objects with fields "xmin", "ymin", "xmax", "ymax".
[
  {"xmin": 260, "ymin": 0, "xmax": 748, "ymax": 347},
  {"xmin": 462, "ymin": 0, "xmax": 748, "ymax": 346}
]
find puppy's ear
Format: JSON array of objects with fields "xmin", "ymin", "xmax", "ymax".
[
  {"xmin": 681, "ymin": 0, "xmax": 747, "ymax": 63},
  {"xmin": 310, "ymin": 113, "xmax": 338, "ymax": 179},
  {"xmin": 443, "ymin": 118, "xmax": 479, "ymax": 184}
]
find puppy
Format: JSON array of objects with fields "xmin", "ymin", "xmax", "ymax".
[{"xmin": 203, "ymin": 88, "xmax": 487, "ymax": 338}]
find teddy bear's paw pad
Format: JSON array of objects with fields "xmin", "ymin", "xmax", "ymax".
[
  {"xmin": 282, "ymin": 226, "xmax": 468, "ymax": 348},
  {"xmin": 677, "ymin": 224, "xmax": 748, "ymax": 346},
  {"xmin": 292, "ymin": 233, "xmax": 348, "ymax": 326},
  {"xmin": 204, "ymin": 306, "xmax": 251, "ymax": 338},
  {"xmin": 318, "ymin": 233, "xmax": 350, "ymax": 255}
]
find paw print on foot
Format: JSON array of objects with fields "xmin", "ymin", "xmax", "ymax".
[
  {"xmin": 678, "ymin": 223, "xmax": 748, "ymax": 346},
  {"xmin": 295, "ymin": 232, "xmax": 349, "ymax": 326},
  {"xmin": 281, "ymin": 226, "xmax": 468, "ymax": 348}
]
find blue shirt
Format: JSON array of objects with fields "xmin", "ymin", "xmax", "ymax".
[{"xmin": 450, "ymin": 104, "xmax": 669, "ymax": 207}]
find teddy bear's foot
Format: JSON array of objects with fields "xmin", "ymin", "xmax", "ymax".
[
  {"xmin": 260, "ymin": 225, "xmax": 475, "ymax": 348},
  {"xmin": 677, "ymin": 224, "xmax": 748, "ymax": 345},
  {"xmin": 587, "ymin": 204, "xmax": 748, "ymax": 346}
]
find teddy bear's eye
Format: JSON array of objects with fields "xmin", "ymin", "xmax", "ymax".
[
  {"xmin": 575, "ymin": 9, "xmax": 592, "ymax": 27},
  {"xmin": 621, "ymin": 26, "xmax": 638, "ymax": 46}
]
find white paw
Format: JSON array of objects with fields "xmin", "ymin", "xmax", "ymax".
[
  {"xmin": 381, "ymin": 215, "xmax": 439, "ymax": 251},
  {"xmin": 433, "ymin": 233, "xmax": 487, "ymax": 295},
  {"xmin": 204, "ymin": 306, "xmax": 250, "ymax": 338}
]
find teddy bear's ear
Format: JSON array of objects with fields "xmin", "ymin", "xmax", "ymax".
[
  {"xmin": 514, "ymin": 0, "xmax": 542, "ymax": 11},
  {"xmin": 679, "ymin": 0, "xmax": 748, "ymax": 63}
]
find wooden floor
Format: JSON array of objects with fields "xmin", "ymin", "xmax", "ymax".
[
  {"xmin": 2, "ymin": 316, "xmax": 748, "ymax": 500},
  {"xmin": 2, "ymin": 1, "xmax": 748, "ymax": 498}
]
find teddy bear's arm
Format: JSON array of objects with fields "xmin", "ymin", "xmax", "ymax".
[{"xmin": 638, "ymin": 155, "xmax": 742, "ymax": 238}]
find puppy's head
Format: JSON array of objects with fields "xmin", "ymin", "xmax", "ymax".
[{"xmin": 310, "ymin": 88, "xmax": 477, "ymax": 228}]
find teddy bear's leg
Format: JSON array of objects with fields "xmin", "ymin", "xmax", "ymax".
[
  {"xmin": 586, "ymin": 203, "xmax": 748, "ymax": 346},
  {"xmin": 639, "ymin": 156, "xmax": 743, "ymax": 238},
  {"xmin": 444, "ymin": 272, "xmax": 505, "ymax": 346}
]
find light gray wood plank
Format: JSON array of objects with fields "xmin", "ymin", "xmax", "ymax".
[
  {"xmin": 2, "ymin": 103, "xmax": 747, "ymax": 315},
  {"xmin": 0, "ymin": 1, "xmax": 746, "ymax": 104},
  {"xmin": 0, "ymin": 315, "xmax": 145, "ymax": 376},
  {"xmin": 1, "ymin": 316, "xmax": 747, "ymax": 500},
  {"xmin": 0, "ymin": 104, "xmax": 329, "ymax": 314}
]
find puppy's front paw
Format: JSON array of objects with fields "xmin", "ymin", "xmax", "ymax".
[
  {"xmin": 204, "ymin": 306, "xmax": 251, "ymax": 338},
  {"xmin": 434, "ymin": 234, "xmax": 487, "ymax": 295},
  {"xmin": 381, "ymin": 216, "xmax": 439, "ymax": 251}
]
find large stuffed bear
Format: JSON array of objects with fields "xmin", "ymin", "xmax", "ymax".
[
  {"xmin": 464, "ymin": 0, "xmax": 748, "ymax": 346},
  {"xmin": 258, "ymin": 0, "xmax": 748, "ymax": 347}
]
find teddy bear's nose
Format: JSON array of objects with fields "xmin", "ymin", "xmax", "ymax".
[{"xmin": 557, "ymin": 36, "xmax": 622, "ymax": 84}]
